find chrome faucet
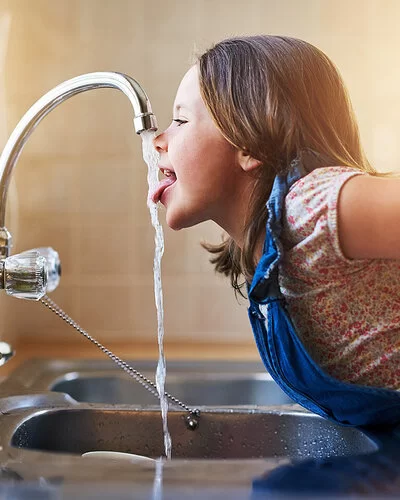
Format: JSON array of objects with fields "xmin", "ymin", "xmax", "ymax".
[{"xmin": 0, "ymin": 72, "xmax": 157, "ymax": 300}]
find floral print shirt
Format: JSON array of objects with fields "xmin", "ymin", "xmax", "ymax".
[{"xmin": 279, "ymin": 166, "xmax": 400, "ymax": 389}]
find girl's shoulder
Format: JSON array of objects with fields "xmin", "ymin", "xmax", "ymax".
[
  {"xmin": 283, "ymin": 166, "xmax": 365, "ymax": 267},
  {"xmin": 286, "ymin": 166, "xmax": 365, "ymax": 229},
  {"xmin": 289, "ymin": 165, "xmax": 364, "ymax": 195}
]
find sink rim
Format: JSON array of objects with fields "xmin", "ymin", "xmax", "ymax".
[
  {"xmin": 2, "ymin": 358, "xmax": 292, "ymax": 408},
  {"xmin": 1, "ymin": 358, "xmax": 271, "ymax": 391}
]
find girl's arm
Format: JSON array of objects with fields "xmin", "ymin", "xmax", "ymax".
[{"xmin": 338, "ymin": 174, "xmax": 400, "ymax": 260}]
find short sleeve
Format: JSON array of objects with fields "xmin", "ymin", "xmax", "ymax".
[{"xmin": 281, "ymin": 167, "xmax": 367, "ymax": 282}]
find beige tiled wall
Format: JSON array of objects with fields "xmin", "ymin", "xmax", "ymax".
[{"xmin": 0, "ymin": 0, "xmax": 399, "ymax": 351}]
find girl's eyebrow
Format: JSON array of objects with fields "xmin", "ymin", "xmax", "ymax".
[
  {"xmin": 174, "ymin": 104, "xmax": 191, "ymax": 114},
  {"xmin": 173, "ymin": 104, "xmax": 192, "ymax": 117}
]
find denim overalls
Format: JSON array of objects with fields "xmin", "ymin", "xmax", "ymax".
[{"xmin": 248, "ymin": 166, "xmax": 400, "ymax": 427}]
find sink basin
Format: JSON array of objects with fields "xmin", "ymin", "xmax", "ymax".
[
  {"xmin": 51, "ymin": 372, "xmax": 293, "ymax": 406},
  {"xmin": 11, "ymin": 407, "xmax": 377, "ymax": 460},
  {"xmin": 4, "ymin": 359, "xmax": 294, "ymax": 406}
]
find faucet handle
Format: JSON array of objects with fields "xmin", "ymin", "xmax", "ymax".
[
  {"xmin": 0, "ymin": 341, "xmax": 14, "ymax": 366},
  {"xmin": 2, "ymin": 250, "xmax": 48, "ymax": 300},
  {"xmin": 32, "ymin": 247, "xmax": 61, "ymax": 292}
]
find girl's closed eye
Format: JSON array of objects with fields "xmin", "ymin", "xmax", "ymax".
[{"xmin": 173, "ymin": 118, "xmax": 188, "ymax": 126}]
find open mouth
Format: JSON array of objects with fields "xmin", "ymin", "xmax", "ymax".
[
  {"xmin": 150, "ymin": 168, "xmax": 177, "ymax": 204},
  {"xmin": 161, "ymin": 168, "xmax": 176, "ymax": 180}
]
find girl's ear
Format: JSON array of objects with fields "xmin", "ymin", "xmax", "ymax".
[{"xmin": 237, "ymin": 149, "xmax": 262, "ymax": 172}]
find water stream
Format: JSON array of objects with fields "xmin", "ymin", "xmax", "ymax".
[{"xmin": 141, "ymin": 130, "xmax": 172, "ymax": 460}]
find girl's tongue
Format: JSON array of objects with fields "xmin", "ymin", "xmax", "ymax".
[{"xmin": 150, "ymin": 174, "xmax": 176, "ymax": 204}]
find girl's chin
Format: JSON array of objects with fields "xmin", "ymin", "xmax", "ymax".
[
  {"xmin": 164, "ymin": 207, "xmax": 181, "ymax": 230},
  {"xmin": 165, "ymin": 208, "xmax": 199, "ymax": 231},
  {"xmin": 165, "ymin": 214, "xmax": 186, "ymax": 231}
]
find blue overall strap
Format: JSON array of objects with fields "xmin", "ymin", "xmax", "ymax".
[{"xmin": 248, "ymin": 167, "xmax": 400, "ymax": 427}]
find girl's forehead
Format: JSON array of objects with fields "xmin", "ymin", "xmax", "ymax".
[
  {"xmin": 176, "ymin": 66, "xmax": 200, "ymax": 99},
  {"xmin": 174, "ymin": 66, "xmax": 199, "ymax": 107}
]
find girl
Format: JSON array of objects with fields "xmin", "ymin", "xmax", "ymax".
[{"xmin": 151, "ymin": 35, "xmax": 400, "ymax": 427}]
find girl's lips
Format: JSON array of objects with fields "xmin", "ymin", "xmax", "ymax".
[{"xmin": 150, "ymin": 177, "xmax": 176, "ymax": 204}]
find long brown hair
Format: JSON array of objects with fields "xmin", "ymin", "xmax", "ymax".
[{"xmin": 197, "ymin": 35, "xmax": 375, "ymax": 296}]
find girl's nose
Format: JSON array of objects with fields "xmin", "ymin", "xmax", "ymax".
[{"xmin": 153, "ymin": 131, "xmax": 167, "ymax": 153}]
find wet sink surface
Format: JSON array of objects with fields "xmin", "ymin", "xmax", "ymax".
[{"xmin": 11, "ymin": 408, "xmax": 377, "ymax": 460}]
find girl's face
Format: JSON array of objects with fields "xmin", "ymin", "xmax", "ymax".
[{"xmin": 152, "ymin": 66, "xmax": 254, "ymax": 238}]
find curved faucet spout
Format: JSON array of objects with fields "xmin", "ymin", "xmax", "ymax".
[{"xmin": 0, "ymin": 71, "xmax": 158, "ymax": 256}]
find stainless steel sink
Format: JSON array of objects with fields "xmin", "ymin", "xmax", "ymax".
[
  {"xmin": 5, "ymin": 359, "xmax": 295, "ymax": 406},
  {"xmin": 0, "ymin": 374, "xmax": 388, "ymax": 495},
  {"xmin": 11, "ymin": 407, "xmax": 377, "ymax": 460}
]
